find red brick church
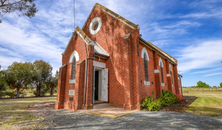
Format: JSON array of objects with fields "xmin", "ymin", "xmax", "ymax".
[{"xmin": 55, "ymin": 3, "xmax": 183, "ymax": 111}]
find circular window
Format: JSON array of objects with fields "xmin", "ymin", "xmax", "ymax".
[{"xmin": 89, "ymin": 17, "xmax": 102, "ymax": 35}]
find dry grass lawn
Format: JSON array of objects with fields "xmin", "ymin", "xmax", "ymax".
[
  {"xmin": 0, "ymin": 97, "xmax": 56, "ymax": 129},
  {"xmin": 184, "ymin": 93, "xmax": 222, "ymax": 118}
]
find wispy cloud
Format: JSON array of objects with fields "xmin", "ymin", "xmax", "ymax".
[
  {"xmin": 178, "ymin": 40, "xmax": 222, "ymax": 73},
  {"xmin": 192, "ymin": 68, "xmax": 222, "ymax": 74},
  {"xmin": 204, "ymin": 72, "xmax": 222, "ymax": 77}
]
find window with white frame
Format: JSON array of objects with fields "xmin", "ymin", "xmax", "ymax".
[
  {"xmin": 69, "ymin": 50, "xmax": 79, "ymax": 84},
  {"xmin": 169, "ymin": 64, "xmax": 173, "ymax": 85},
  {"xmin": 144, "ymin": 53, "xmax": 149, "ymax": 81},
  {"xmin": 141, "ymin": 47, "xmax": 150, "ymax": 85},
  {"xmin": 159, "ymin": 58, "xmax": 164, "ymax": 84},
  {"xmin": 71, "ymin": 57, "xmax": 76, "ymax": 79}
]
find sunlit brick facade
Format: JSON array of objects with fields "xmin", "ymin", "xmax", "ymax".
[{"xmin": 55, "ymin": 3, "xmax": 182, "ymax": 111}]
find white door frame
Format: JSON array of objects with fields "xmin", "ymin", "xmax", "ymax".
[{"xmin": 93, "ymin": 61, "xmax": 107, "ymax": 103}]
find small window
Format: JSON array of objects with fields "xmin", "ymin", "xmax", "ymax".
[
  {"xmin": 93, "ymin": 21, "xmax": 99, "ymax": 31},
  {"xmin": 71, "ymin": 57, "xmax": 76, "ymax": 79},
  {"xmin": 144, "ymin": 53, "xmax": 149, "ymax": 81}
]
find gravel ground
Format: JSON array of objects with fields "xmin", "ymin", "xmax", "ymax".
[{"xmin": 34, "ymin": 109, "xmax": 222, "ymax": 130}]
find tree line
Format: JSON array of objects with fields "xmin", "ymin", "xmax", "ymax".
[
  {"xmin": 0, "ymin": 60, "xmax": 58, "ymax": 98},
  {"xmin": 182, "ymin": 81, "xmax": 222, "ymax": 88}
]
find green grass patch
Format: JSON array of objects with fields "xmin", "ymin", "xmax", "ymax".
[
  {"xmin": 0, "ymin": 97, "xmax": 56, "ymax": 129},
  {"xmin": 184, "ymin": 93, "xmax": 222, "ymax": 118}
]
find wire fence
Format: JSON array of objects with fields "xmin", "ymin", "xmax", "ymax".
[{"xmin": 183, "ymin": 88, "xmax": 222, "ymax": 93}]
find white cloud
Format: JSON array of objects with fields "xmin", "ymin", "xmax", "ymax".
[
  {"xmin": 204, "ymin": 72, "xmax": 222, "ymax": 77},
  {"xmin": 178, "ymin": 40, "xmax": 222, "ymax": 73},
  {"xmin": 192, "ymin": 68, "xmax": 222, "ymax": 74}
]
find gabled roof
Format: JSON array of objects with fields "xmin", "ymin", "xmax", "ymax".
[
  {"xmin": 139, "ymin": 37, "xmax": 177, "ymax": 64},
  {"xmin": 62, "ymin": 26, "xmax": 94, "ymax": 55},
  {"xmin": 63, "ymin": 3, "xmax": 177, "ymax": 65},
  {"xmin": 62, "ymin": 26, "xmax": 109, "ymax": 57},
  {"xmin": 82, "ymin": 3, "xmax": 140, "ymax": 30},
  {"xmin": 94, "ymin": 42, "xmax": 109, "ymax": 56}
]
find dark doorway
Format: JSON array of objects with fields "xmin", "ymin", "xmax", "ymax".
[{"xmin": 95, "ymin": 70, "xmax": 99, "ymax": 100}]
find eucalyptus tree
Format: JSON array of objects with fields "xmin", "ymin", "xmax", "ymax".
[
  {"xmin": 0, "ymin": 0, "xmax": 38, "ymax": 23},
  {"xmin": 46, "ymin": 70, "xmax": 58, "ymax": 96},
  {"xmin": 4, "ymin": 61, "xmax": 35, "ymax": 97},
  {"xmin": 0, "ymin": 70, "xmax": 6, "ymax": 91},
  {"xmin": 33, "ymin": 60, "xmax": 52, "ymax": 96}
]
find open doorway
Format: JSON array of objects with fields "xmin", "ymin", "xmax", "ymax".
[
  {"xmin": 93, "ymin": 65, "xmax": 108, "ymax": 104},
  {"xmin": 94, "ymin": 70, "xmax": 100, "ymax": 101}
]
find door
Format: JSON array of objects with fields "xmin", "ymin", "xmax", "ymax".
[{"xmin": 101, "ymin": 68, "xmax": 108, "ymax": 102}]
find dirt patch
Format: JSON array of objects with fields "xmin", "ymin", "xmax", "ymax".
[
  {"xmin": 160, "ymin": 96, "xmax": 197, "ymax": 113},
  {"xmin": 27, "ymin": 102, "xmax": 55, "ymax": 110}
]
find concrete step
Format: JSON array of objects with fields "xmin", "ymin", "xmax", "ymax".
[{"xmin": 93, "ymin": 103, "xmax": 110, "ymax": 109}]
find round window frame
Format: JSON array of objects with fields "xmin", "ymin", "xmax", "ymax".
[{"xmin": 89, "ymin": 17, "xmax": 102, "ymax": 35}]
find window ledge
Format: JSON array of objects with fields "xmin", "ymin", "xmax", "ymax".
[
  {"xmin": 69, "ymin": 79, "xmax": 76, "ymax": 84},
  {"xmin": 161, "ymin": 83, "xmax": 165, "ymax": 86},
  {"xmin": 144, "ymin": 81, "xmax": 150, "ymax": 85}
]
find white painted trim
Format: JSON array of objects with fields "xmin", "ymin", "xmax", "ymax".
[
  {"xmin": 154, "ymin": 69, "xmax": 160, "ymax": 73},
  {"xmin": 89, "ymin": 17, "xmax": 102, "ymax": 35},
  {"xmin": 69, "ymin": 51, "xmax": 79, "ymax": 63},
  {"xmin": 159, "ymin": 58, "xmax": 163, "ymax": 67},
  {"xmin": 169, "ymin": 64, "xmax": 172, "ymax": 71},
  {"xmin": 167, "ymin": 74, "xmax": 171, "ymax": 77},
  {"xmin": 141, "ymin": 47, "xmax": 149, "ymax": 61},
  {"xmin": 69, "ymin": 79, "xmax": 76, "ymax": 84},
  {"xmin": 95, "ymin": 42, "xmax": 109, "ymax": 56},
  {"xmin": 144, "ymin": 81, "xmax": 150, "ymax": 85},
  {"xmin": 68, "ymin": 90, "xmax": 75, "ymax": 96},
  {"xmin": 93, "ymin": 61, "xmax": 106, "ymax": 68},
  {"xmin": 161, "ymin": 83, "xmax": 165, "ymax": 86}
]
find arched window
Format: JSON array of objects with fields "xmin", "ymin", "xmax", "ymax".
[
  {"xmin": 159, "ymin": 58, "xmax": 164, "ymax": 83},
  {"xmin": 169, "ymin": 64, "xmax": 173, "ymax": 84},
  {"xmin": 144, "ymin": 53, "xmax": 149, "ymax": 81},
  {"xmin": 141, "ymin": 47, "xmax": 149, "ymax": 82},
  {"xmin": 71, "ymin": 57, "xmax": 76, "ymax": 79},
  {"xmin": 69, "ymin": 50, "xmax": 79, "ymax": 83}
]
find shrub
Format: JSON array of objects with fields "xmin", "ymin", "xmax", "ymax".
[
  {"xmin": 141, "ymin": 96, "xmax": 162, "ymax": 111},
  {"xmin": 5, "ymin": 89, "xmax": 16, "ymax": 98},
  {"xmin": 141, "ymin": 89, "xmax": 183, "ymax": 111},
  {"xmin": 159, "ymin": 90, "xmax": 177, "ymax": 106}
]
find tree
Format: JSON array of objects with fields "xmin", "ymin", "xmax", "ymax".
[
  {"xmin": 4, "ymin": 62, "xmax": 34, "ymax": 97},
  {"xmin": 46, "ymin": 70, "xmax": 58, "ymax": 96},
  {"xmin": 196, "ymin": 81, "xmax": 210, "ymax": 88},
  {"xmin": 33, "ymin": 60, "xmax": 52, "ymax": 97},
  {"xmin": 0, "ymin": 0, "xmax": 37, "ymax": 23},
  {"xmin": 0, "ymin": 70, "xmax": 6, "ymax": 91},
  {"xmin": 220, "ymin": 82, "xmax": 222, "ymax": 88}
]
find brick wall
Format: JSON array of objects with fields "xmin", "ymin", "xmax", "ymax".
[{"xmin": 56, "ymin": 5, "xmax": 182, "ymax": 111}]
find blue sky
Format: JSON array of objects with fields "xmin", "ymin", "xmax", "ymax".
[{"xmin": 0, "ymin": 0, "xmax": 222, "ymax": 87}]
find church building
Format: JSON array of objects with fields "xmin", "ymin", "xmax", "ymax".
[{"xmin": 55, "ymin": 3, "xmax": 183, "ymax": 111}]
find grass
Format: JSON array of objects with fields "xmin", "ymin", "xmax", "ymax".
[
  {"xmin": 0, "ymin": 96, "xmax": 56, "ymax": 129},
  {"xmin": 184, "ymin": 93, "xmax": 222, "ymax": 118}
]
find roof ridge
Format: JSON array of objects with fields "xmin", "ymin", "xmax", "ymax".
[
  {"xmin": 62, "ymin": 26, "xmax": 94, "ymax": 55},
  {"xmin": 82, "ymin": 3, "xmax": 140, "ymax": 30},
  {"xmin": 146, "ymin": 41, "xmax": 176, "ymax": 61}
]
